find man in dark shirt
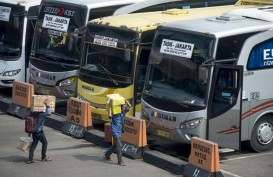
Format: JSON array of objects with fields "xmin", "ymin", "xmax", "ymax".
[{"xmin": 27, "ymin": 99, "xmax": 52, "ymax": 164}]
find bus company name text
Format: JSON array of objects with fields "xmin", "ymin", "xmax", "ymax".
[
  {"xmin": 44, "ymin": 6, "xmax": 75, "ymax": 17},
  {"xmin": 151, "ymin": 111, "xmax": 176, "ymax": 122}
]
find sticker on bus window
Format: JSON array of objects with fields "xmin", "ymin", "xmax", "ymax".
[
  {"xmin": 0, "ymin": 6, "xmax": 11, "ymax": 22},
  {"xmin": 160, "ymin": 39, "xmax": 194, "ymax": 58},
  {"xmin": 42, "ymin": 14, "xmax": 70, "ymax": 32},
  {"xmin": 48, "ymin": 29, "xmax": 62, "ymax": 36},
  {"xmin": 93, "ymin": 35, "xmax": 118, "ymax": 48}
]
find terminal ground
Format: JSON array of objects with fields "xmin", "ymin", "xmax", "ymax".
[
  {"xmin": 0, "ymin": 112, "xmax": 179, "ymax": 177},
  {"xmin": 0, "ymin": 88, "xmax": 273, "ymax": 177}
]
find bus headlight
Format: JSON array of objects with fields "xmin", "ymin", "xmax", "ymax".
[
  {"xmin": 59, "ymin": 77, "xmax": 77, "ymax": 87},
  {"xmin": 3, "ymin": 69, "xmax": 21, "ymax": 76},
  {"xmin": 180, "ymin": 118, "xmax": 204, "ymax": 129}
]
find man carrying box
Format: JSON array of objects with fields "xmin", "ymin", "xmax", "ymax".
[
  {"xmin": 26, "ymin": 98, "xmax": 52, "ymax": 164},
  {"xmin": 103, "ymin": 94, "xmax": 131, "ymax": 166}
]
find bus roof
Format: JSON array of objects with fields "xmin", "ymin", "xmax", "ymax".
[
  {"xmin": 89, "ymin": 5, "xmax": 259, "ymax": 32},
  {"xmin": 0, "ymin": 0, "xmax": 41, "ymax": 8},
  {"xmin": 113, "ymin": 0, "xmax": 273, "ymax": 15},
  {"xmin": 41, "ymin": 0, "xmax": 144, "ymax": 9},
  {"xmin": 159, "ymin": 6, "xmax": 273, "ymax": 38},
  {"xmin": 236, "ymin": 0, "xmax": 273, "ymax": 5}
]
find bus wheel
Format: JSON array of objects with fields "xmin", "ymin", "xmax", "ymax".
[{"xmin": 249, "ymin": 115, "xmax": 273, "ymax": 152}]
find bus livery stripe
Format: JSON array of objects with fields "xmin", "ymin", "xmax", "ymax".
[
  {"xmin": 217, "ymin": 128, "xmax": 239, "ymax": 135},
  {"xmin": 242, "ymin": 100, "xmax": 273, "ymax": 119}
]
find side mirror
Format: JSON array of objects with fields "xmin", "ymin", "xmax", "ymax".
[
  {"xmin": 68, "ymin": 28, "xmax": 83, "ymax": 51},
  {"xmin": 199, "ymin": 66, "xmax": 208, "ymax": 84},
  {"xmin": 124, "ymin": 48, "xmax": 131, "ymax": 62}
]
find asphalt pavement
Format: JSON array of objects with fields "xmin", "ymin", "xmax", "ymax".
[{"xmin": 0, "ymin": 110, "xmax": 179, "ymax": 177}]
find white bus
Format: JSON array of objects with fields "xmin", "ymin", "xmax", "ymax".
[
  {"xmin": 0, "ymin": 0, "xmax": 41, "ymax": 87},
  {"xmin": 28, "ymin": 0, "xmax": 145, "ymax": 102},
  {"xmin": 142, "ymin": 6, "xmax": 273, "ymax": 152}
]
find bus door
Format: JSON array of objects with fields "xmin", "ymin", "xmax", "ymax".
[
  {"xmin": 207, "ymin": 64, "xmax": 243, "ymax": 150},
  {"xmin": 25, "ymin": 5, "xmax": 40, "ymax": 82}
]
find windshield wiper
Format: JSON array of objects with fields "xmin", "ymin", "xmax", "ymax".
[
  {"xmin": 144, "ymin": 90, "xmax": 189, "ymax": 108},
  {"xmin": 99, "ymin": 64, "xmax": 118, "ymax": 86},
  {"xmin": 38, "ymin": 54, "xmax": 66, "ymax": 69},
  {"xmin": 0, "ymin": 43, "xmax": 20, "ymax": 55}
]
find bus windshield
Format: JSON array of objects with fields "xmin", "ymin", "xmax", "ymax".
[
  {"xmin": 0, "ymin": 4, "xmax": 24, "ymax": 58},
  {"xmin": 80, "ymin": 25, "xmax": 137, "ymax": 87},
  {"xmin": 144, "ymin": 29, "xmax": 214, "ymax": 107},
  {"xmin": 31, "ymin": 4, "xmax": 87, "ymax": 64}
]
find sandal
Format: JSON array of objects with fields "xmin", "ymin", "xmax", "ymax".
[
  {"xmin": 41, "ymin": 156, "xmax": 52, "ymax": 162},
  {"xmin": 26, "ymin": 160, "xmax": 36, "ymax": 164},
  {"xmin": 103, "ymin": 154, "xmax": 111, "ymax": 161},
  {"xmin": 118, "ymin": 161, "xmax": 126, "ymax": 166}
]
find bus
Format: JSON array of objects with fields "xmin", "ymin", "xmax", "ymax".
[
  {"xmin": 0, "ymin": 0, "xmax": 40, "ymax": 87},
  {"xmin": 113, "ymin": 0, "xmax": 237, "ymax": 15},
  {"xmin": 28, "ymin": 0, "xmax": 145, "ymax": 102},
  {"xmin": 141, "ymin": 6, "xmax": 273, "ymax": 152},
  {"xmin": 77, "ymin": 2, "xmax": 256, "ymax": 123}
]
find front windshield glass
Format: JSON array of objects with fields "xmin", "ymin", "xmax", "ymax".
[
  {"xmin": 32, "ymin": 4, "xmax": 87, "ymax": 64},
  {"xmin": 145, "ymin": 29, "xmax": 214, "ymax": 106},
  {"xmin": 80, "ymin": 24, "xmax": 137, "ymax": 87},
  {"xmin": 0, "ymin": 4, "xmax": 24, "ymax": 58}
]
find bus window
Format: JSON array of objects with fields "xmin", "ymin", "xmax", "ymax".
[
  {"xmin": 216, "ymin": 32, "xmax": 259, "ymax": 60},
  {"xmin": 136, "ymin": 48, "xmax": 150, "ymax": 104},
  {"xmin": 89, "ymin": 5, "xmax": 126, "ymax": 20},
  {"xmin": 211, "ymin": 68, "xmax": 239, "ymax": 117},
  {"xmin": 25, "ymin": 18, "xmax": 36, "ymax": 67}
]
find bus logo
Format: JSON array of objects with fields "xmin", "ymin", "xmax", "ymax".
[
  {"xmin": 44, "ymin": 6, "xmax": 75, "ymax": 17},
  {"xmin": 82, "ymin": 85, "xmax": 94, "ymax": 91},
  {"xmin": 36, "ymin": 72, "xmax": 56, "ymax": 81},
  {"xmin": 151, "ymin": 111, "xmax": 176, "ymax": 122}
]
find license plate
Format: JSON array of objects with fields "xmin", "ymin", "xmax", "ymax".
[
  {"xmin": 157, "ymin": 129, "xmax": 170, "ymax": 138},
  {"xmin": 39, "ymin": 88, "xmax": 51, "ymax": 95}
]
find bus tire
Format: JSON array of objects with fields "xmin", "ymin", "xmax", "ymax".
[{"xmin": 249, "ymin": 115, "xmax": 273, "ymax": 152}]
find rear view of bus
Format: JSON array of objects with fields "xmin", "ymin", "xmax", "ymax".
[
  {"xmin": 0, "ymin": 0, "xmax": 40, "ymax": 87},
  {"xmin": 28, "ymin": 0, "xmax": 142, "ymax": 101}
]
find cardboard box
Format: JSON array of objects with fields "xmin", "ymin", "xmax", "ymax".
[
  {"xmin": 106, "ymin": 94, "xmax": 125, "ymax": 115},
  {"xmin": 16, "ymin": 137, "xmax": 33, "ymax": 152},
  {"xmin": 31, "ymin": 95, "xmax": 56, "ymax": 112},
  {"xmin": 12, "ymin": 80, "xmax": 34, "ymax": 108}
]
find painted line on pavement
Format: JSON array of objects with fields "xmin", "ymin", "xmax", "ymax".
[
  {"xmin": 221, "ymin": 169, "xmax": 242, "ymax": 177},
  {"xmin": 221, "ymin": 151, "xmax": 273, "ymax": 162}
]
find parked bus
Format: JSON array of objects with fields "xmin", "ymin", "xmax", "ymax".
[
  {"xmin": 0, "ymin": 0, "xmax": 40, "ymax": 87},
  {"xmin": 141, "ymin": 6, "xmax": 273, "ymax": 152},
  {"xmin": 77, "ymin": 2, "xmax": 257, "ymax": 122},
  {"xmin": 113, "ymin": 0, "xmax": 237, "ymax": 15},
  {"xmin": 28, "ymin": 0, "xmax": 145, "ymax": 102}
]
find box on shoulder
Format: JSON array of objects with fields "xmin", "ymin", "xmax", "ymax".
[
  {"xmin": 31, "ymin": 95, "xmax": 56, "ymax": 112},
  {"xmin": 106, "ymin": 93, "xmax": 125, "ymax": 115}
]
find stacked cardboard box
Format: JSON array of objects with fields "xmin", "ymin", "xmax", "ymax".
[
  {"xmin": 31, "ymin": 95, "xmax": 56, "ymax": 112},
  {"xmin": 106, "ymin": 93, "xmax": 125, "ymax": 115}
]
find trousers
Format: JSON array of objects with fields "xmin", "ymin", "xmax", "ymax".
[
  {"xmin": 29, "ymin": 131, "xmax": 48, "ymax": 160},
  {"xmin": 105, "ymin": 136, "xmax": 123, "ymax": 162}
]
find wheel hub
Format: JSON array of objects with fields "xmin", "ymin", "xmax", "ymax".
[{"xmin": 257, "ymin": 122, "xmax": 273, "ymax": 145}]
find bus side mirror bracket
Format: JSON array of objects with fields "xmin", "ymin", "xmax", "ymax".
[
  {"xmin": 124, "ymin": 49, "xmax": 131, "ymax": 62},
  {"xmin": 69, "ymin": 27, "xmax": 85, "ymax": 51},
  {"xmin": 199, "ymin": 66, "xmax": 208, "ymax": 84}
]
